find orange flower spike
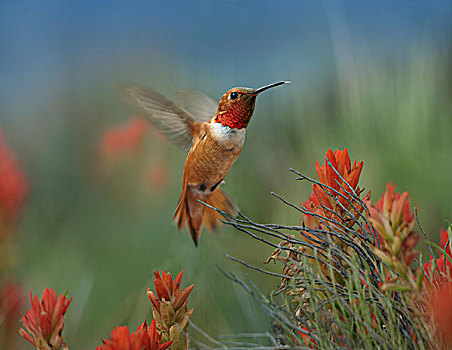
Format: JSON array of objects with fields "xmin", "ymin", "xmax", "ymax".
[
  {"xmin": 173, "ymin": 284, "xmax": 194, "ymax": 311},
  {"xmin": 153, "ymin": 271, "xmax": 171, "ymax": 301},
  {"xmin": 96, "ymin": 321, "xmax": 172, "ymax": 350},
  {"xmin": 390, "ymin": 191, "xmax": 410, "ymax": 230},
  {"xmin": 146, "ymin": 290, "xmax": 158, "ymax": 309},
  {"xmin": 39, "ymin": 312, "xmax": 53, "ymax": 342},
  {"xmin": 19, "ymin": 288, "xmax": 72, "ymax": 349},
  {"xmin": 313, "ymin": 184, "xmax": 333, "ymax": 211},
  {"xmin": 423, "ymin": 259, "xmax": 450, "ymax": 289},
  {"xmin": 402, "ymin": 199, "xmax": 415, "ymax": 224},
  {"xmin": 430, "ymin": 284, "xmax": 452, "ymax": 344},
  {"xmin": 100, "ymin": 326, "xmax": 135, "ymax": 349},
  {"xmin": 336, "ymin": 147, "xmax": 350, "ymax": 176},
  {"xmin": 148, "ymin": 320, "xmax": 159, "ymax": 349},
  {"xmin": 347, "ymin": 161, "xmax": 363, "ymax": 192},
  {"xmin": 315, "ymin": 161, "xmax": 327, "ymax": 185},
  {"xmin": 423, "ymin": 228, "xmax": 452, "ymax": 288},
  {"xmin": 440, "ymin": 227, "xmax": 451, "ymax": 256},
  {"xmin": 325, "ymin": 149, "xmax": 341, "ymax": 191},
  {"xmin": 172, "ymin": 271, "xmax": 183, "ymax": 297},
  {"xmin": 382, "ymin": 183, "xmax": 395, "ymax": 217},
  {"xmin": 161, "ymin": 271, "xmax": 173, "ymax": 290},
  {"xmin": 148, "ymin": 319, "xmax": 172, "ymax": 350},
  {"xmin": 147, "ymin": 270, "xmax": 194, "ymax": 350}
]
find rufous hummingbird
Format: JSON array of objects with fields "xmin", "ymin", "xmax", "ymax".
[{"xmin": 124, "ymin": 81, "xmax": 289, "ymax": 245}]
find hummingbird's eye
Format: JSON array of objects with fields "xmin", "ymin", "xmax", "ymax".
[{"xmin": 228, "ymin": 92, "xmax": 239, "ymax": 100}]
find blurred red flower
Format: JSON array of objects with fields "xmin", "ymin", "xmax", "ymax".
[
  {"xmin": 96, "ymin": 319, "xmax": 172, "ymax": 350},
  {"xmin": 297, "ymin": 327, "xmax": 316, "ymax": 348},
  {"xmin": 147, "ymin": 164, "xmax": 168, "ymax": 192},
  {"xmin": 100, "ymin": 118, "xmax": 149, "ymax": 158},
  {"xmin": 429, "ymin": 283, "xmax": 452, "ymax": 344},
  {"xmin": 0, "ymin": 129, "xmax": 28, "ymax": 224},
  {"xmin": 19, "ymin": 288, "xmax": 72, "ymax": 350},
  {"xmin": 0, "ymin": 280, "xmax": 24, "ymax": 347}
]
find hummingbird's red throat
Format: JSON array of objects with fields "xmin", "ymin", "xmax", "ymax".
[{"xmin": 214, "ymin": 99, "xmax": 256, "ymax": 129}]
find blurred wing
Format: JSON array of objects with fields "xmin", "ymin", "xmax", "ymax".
[
  {"xmin": 123, "ymin": 85, "xmax": 200, "ymax": 151},
  {"xmin": 174, "ymin": 89, "xmax": 218, "ymax": 122}
]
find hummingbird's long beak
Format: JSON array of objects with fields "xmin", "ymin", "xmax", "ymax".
[{"xmin": 253, "ymin": 81, "xmax": 291, "ymax": 95}]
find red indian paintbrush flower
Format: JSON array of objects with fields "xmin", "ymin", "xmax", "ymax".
[
  {"xmin": 366, "ymin": 183, "xmax": 418, "ymax": 263},
  {"xmin": 96, "ymin": 319, "xmax": 172, "ymax": 350},
  {"xmin": 0, "ymin": 129, "xmax": 28, "ymax": 224},
  {"xmin": 366, "ymin": 183, "xmax": 421, "ymax": 292},
  {"xmin": 147, "ymin": 270, "xmax": 194, "ymax": 350},
  {"xmin": 366, "ymin": 183, "xmax": 415, "ymax": 244},
  {"xmin": 423, "ymin": 228, "xmax": 452, "ymax": 288},
  {"xmin": 0, "ymin": 280, "xmax": 24, "ymax": 348},
  {"xmin": 19, "ymin": 288, "xmax": 72, "ymax": 350},
  {"xmin": 100, "ymin": 117, "xmax": 149, "ymax": 158},
  {"xmin": 302, "ymin": 148, "xmax": 369, "ymax": 230},
  {"xmin": 429, "ymin": 283, "xmax": 452, "ymax": 345},
  {"xmin": 440, "ymin": 227, "xmax": 451, "ymax": 257}
]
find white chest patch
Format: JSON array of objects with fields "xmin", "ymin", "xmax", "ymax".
[{"xmin": 209, "ymin": 121, "xmax": 246, "ymax": 148}]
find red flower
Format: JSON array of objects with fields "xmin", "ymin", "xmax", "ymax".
[
  {"xmin": 301, "ymin": 193, "xmax": 320, "ymax": 229},
  {"xmin": 19, "ymin": 288, "xmax": 72, "ymax": 350},
  {"xmin": 297, "ymin": 327, "xmax": 316, "ymax": 348},
  {"xmin": 366, "ymin": 183, "xmax": 415, "ymax": 243},
  {"xmin": 440, "ymin": 227, "xmax": 451, "ymax": 257},
  {"xmin": 366, "ymin": 183, "xmax": 419, "ymax": 267},
  {"xmin": 147, "ymin": 270, "xmax": 194, "ymax": 349},
  {"xmin": 423, "ymin": 257, "xmax": 452, "ymax": 288},
  {"xmin": 0, "ymin": 129, "xmax": 28, "ymax": 224},
  {"xmin": 0, "ymin": 280, "xmax": 24, "ymax": 347},
  {"xmin": 315, "ymin": 148, "xmax": 363, "ymax": 198},
  {"xmin": 147, "ymin": 164, "xmax": 168, "ymax": 192},
  {"xmin": 424, "ymin": 228, "xmax": 452, "ymax": 288},
  {"xmin": 429, "ymin": 284, "xmax": 452, "ymax": 344},
  {"xmin": 302, "ymin": 148, "xmax": 369, "ymax": 230},
  {"xmin": 96, "ymin": 319, "xmax": 172, "ymax": 350},
  {"xmin": 147, "ymin": 270, "xmax": 194, "ymax": 318},
  {"xmin": 100, "ymin": 118, "xmax": 149, "ymax": 158}
]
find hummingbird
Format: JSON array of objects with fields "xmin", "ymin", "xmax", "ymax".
[{"xmin": 124, "ymin": 81, "xmax": 289, "ymax": 245}]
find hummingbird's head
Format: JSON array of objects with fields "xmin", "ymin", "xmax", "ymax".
[{"xmin": 214, "ymin": 81, "xmax": 290, "ymax": 129}]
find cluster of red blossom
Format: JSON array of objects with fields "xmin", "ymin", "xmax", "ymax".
[
  {"xmin": 18, "ymin": 270, "xmax": 193, "ymax": 350},
  {"xmin": 0, "ymin": 128, "xmax": 29, "ymax": 348},
  {"xmin": 299, "ymin": 148, "xmax": 452, "ymax": 347}
]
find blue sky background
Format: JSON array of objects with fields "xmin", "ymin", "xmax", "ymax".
[{"xmin": 1, "ymin": 1, "xmax": 451, "ymax": 114}]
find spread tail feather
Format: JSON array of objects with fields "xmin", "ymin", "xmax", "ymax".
[
  {"xmin": 203, "ymin": 189, "xmax": 239, "ymax": 231},
  {"xmin": 173, "ymin": 187, "xmax": 238, "ymax": 246}
]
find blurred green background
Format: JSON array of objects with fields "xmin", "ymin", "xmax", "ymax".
[{"xmin": 1, "ymin": 1, "xmax": 451, "ymax": 348}]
